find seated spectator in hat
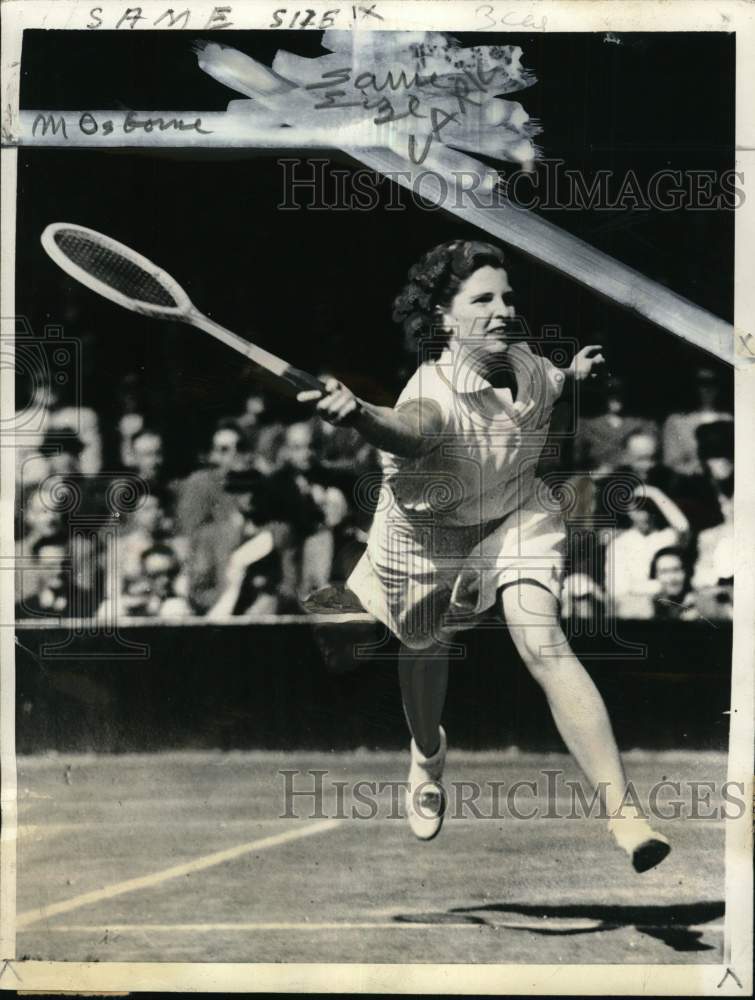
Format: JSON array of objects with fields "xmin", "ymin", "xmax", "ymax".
[
  {"xmin": 604, "ymin": 484, "xmax": 690, "ymax": 619},
  {"xmin": 98, "ymin": 543, "xmax": 191, "ymax": 620},
  {"xmin": 15, "ymin": 535, "xmax": 92, "ymax": 620},
  {"xmin": 574, "ymin": 374, "xmax": 658, "ymax": 473},
  {"xmin": 300, "ymin": 484, "xmax": 368, "ymax": 598},
  {"xmin": 561, "ymin": 572, "xmax": 606, "ymax": 626},
  {"xmin": 176, "ymin": 419, "xmax": 254, "ymax": 536},
  {"xmin": 681, "ymin": 420, "xmax": 734, "ymax": 533},
  {"xmin": 650, "ymin": 547, "xmax": 699, "ymax": 621},
  {"xmin": 662, "ymin": 365, "xmax": 732, "ymax": 476},
  {"xmin": 188, "ymin": 468, "xmax": 297, "ymax": 616}
]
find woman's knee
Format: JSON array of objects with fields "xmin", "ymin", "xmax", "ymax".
[
  {"xmin": 507, "ymin": 621, "xmax": 565, "ymax": 667},
  {"xmin": 500, "ymin": 584, "xmax": 568, "ymax": 667}
]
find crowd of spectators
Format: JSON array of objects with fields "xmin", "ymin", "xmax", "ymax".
[
  {"xmin": 15, "ymin": 381, "xmax": 374, "ymax": 622},
  {"xmin": 561, "ymin": 365, "xmax": 733, "ymax": 625},
  {"xmin": 14, "ymin": 361, "xmax": 733, "ymax": 625}
]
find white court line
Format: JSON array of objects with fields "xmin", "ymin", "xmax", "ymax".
[
  {"xmin": 15, "ymin": 818, "xmax": 342, "ymax": 930},
  {"xmin": 20, "ymin": 920, "xmax": 726, "ymax": 935}
]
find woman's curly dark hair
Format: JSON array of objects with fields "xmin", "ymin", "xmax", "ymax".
[{"xmin": 392, "ymin": 240, "xmax": 507, "ymax": 357}]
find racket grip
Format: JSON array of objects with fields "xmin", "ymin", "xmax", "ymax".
[{"xmin": 283, "ymin": 366, "xmax": 327, "ymax": 394}]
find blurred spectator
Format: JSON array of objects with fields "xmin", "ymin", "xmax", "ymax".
[
  {"xmin": 15, "ymin": 380, "xmax": 102, "ymax": 484},
  {"xmin": 210, "ymin": 419, "xmax": 253, "ymax": 474},
  {"xmin": 650, "ymin": 547, "xmax": 699, "ymax": 621},
  {"xmin": 271, "ymin": 420, "xmax": 329, "ymax": 537},
  {"xmin": 574, "ymin": 375, "xmax": 657, "ymax": 473},
  {"xmin": 98, "ymin": 543, "xmax": 191, "ymax": 620},
  {"xmin": 662, "ymin": 366, "xmax": 732, "ymax": 476},
  {"xmin": 16, "ymin": 486, "xmax": 98, "ymax": 602},
  {"xmin": 682, "ymin": 420, "xmax": 734, "ymax": 533},
  {"xmin": 598, "ymin": 426, "xmax": 696, "ymax": 515},
  {"xmin": 176, "ymin": 419, "xmax": 253, "ymax": 536},
  {"xmin": 619, "ymin": 428, "xmax": 665, "ymax": 486},
  {"xmin": 188, "ymin": 468, "xmax": 297, "ymax": 615},
  {"xmin": 317, "ymin": 422, "xmax": 378, "ymax": 492},
  {"xmin": 107, "ymin": 487, "xmax": 187, "ymax": 600},
  {"xmin": 237, "ymin": 390, "xmax": 266, "ymax": 437},
  {"xmin": 278, "ymin": 420, "xmax": 318, "ymax": 478},
  {"xmin": 37, "ymin": 429, "xmax": 105, "ymax": 518},
  {"xmin": 561, "ymin": 572, "xmax": 606, "ymax": 623},
  {"xmin": 604, "ymin": 484, "xmax": 690, "ymax": 619},
  {"xmin": 300, "ymin": 484, "xmax": 368, "ymax": 597},
  {"xmin": 588, "ymin": 427, "xmax": 683, "ymax": 583},
  {"xmin": 693, "ymin": 522, "xmax": 733, "ymax": 593},
  {"xmin": 692, "ymin": 552, "xmax": 734, "ymax": 621},
  {"xmin": 114, "ymin": 373, "xmax": 148, "ymax": 469},
  {"xmin": 691, "ymin": 433, "xmax": 733, "ymax": 621},
  {"xmin": 16, "ymin": 488, "xmax": 65, "ymax": 600},
  {"xmin": 43, "ymin": 428, "xmax": 84, "ymax": 477},
  {"xmin": 236, "ymin": 391, "xmax": 286, "ymax": 473},
  {"xmin": 15, "ymin": 535, "xmax": 90, "ymax": 620},
  {"xmin": 129, "ymin": 428, "xmax": 167, "ymax": 490}
]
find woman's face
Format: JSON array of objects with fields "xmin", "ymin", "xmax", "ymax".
[{"xmin": 440, "ymin": 266, "xmax": 516, "ymax": 356}]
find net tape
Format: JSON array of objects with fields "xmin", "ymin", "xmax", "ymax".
[{"xmin": 54, "ymin": 229, "xmax": 178, "ymax": 308}]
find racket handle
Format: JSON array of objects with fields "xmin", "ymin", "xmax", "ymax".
[
  {"xmin": 188, "ymin": 308, "xmax": 324, "ymax": 397},
  {"xmin": 279, "ymin": 365, "xmax": 326, "ymax": 394}
]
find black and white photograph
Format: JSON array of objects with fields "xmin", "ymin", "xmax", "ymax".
[{"xmin": 1, "ymin": 1, "xmax": 753, "ymax": 993}]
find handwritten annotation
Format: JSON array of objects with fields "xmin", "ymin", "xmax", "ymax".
[{"xmin": 32, "ymin": 112, "xmax": 212, "ymax": 139}]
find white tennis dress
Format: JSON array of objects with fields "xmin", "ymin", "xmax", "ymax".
[{"xmin": 347, "ymin": 341, "xmax": 568, "ymax": 649}]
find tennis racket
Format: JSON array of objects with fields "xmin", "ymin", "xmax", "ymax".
[{"xmin": 40, "ymin": 222, "xmax": 324, "ymax": 398}]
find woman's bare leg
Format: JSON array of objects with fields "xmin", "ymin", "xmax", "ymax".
[
  {"xmin": 500, "ymin": 581, "xmax": 669, "ymax": 870},
  {"xmin": 397, "ymin": 642, "xmax": 449, "ymax": 757},
  {"xmin": 501, "ymin": 583, "xmax": 630, "ymax": 812},
  {"xmin": 398, "ymin": 641, "xmax": 450, "ymax": 840}
]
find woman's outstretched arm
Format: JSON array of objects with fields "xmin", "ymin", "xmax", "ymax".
[{"xmin": 298, "ymin": 377, "xmax": 443, "ymax": 458}]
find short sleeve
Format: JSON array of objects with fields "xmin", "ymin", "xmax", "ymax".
[
  {"xmin": 541, "ymin": 355, "xmax": 567, "ymax": 406},
  {"xmin": 394, "ymin": 363, "xmax": 455, "ymax": 436}
]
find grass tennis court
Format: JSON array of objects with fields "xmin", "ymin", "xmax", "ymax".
[{"xmin": 15, "ymin": 750, "xmax": 726, "ymax": 964}]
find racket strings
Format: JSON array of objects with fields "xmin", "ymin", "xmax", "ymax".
[{"xmin": 53, "ymin": 229, "xmax": 178, "ymax": 308}]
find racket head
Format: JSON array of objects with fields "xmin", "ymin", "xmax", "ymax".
[{"xmin": 40, "ymin": 222, "xmax": 192, "ymax": 319}]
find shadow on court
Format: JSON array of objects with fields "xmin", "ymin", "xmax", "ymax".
[
  {"xmin": 396, "ymin": 900, "xmax": 724, "ymax": 952},
  {"xmin": 15, "ymin": 750, "xmax": 728, "ymax": 964}
]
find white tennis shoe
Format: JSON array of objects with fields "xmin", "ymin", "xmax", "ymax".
[
  {"xmin": 608, "ymin": 815, "xmax": 671, "ymax": 873},
  {"xmin": 406, "ymin": 727, "xmax": 447, "ymax": 841}
]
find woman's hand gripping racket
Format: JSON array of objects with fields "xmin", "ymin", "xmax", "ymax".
[{"xmin": 40, "ymin": 223, "xmax": 324, "ymax": 399}]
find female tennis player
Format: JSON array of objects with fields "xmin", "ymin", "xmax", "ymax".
[{"xmin": 299, "ymin": 240, "xmax": 670, "ymax": 873}]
